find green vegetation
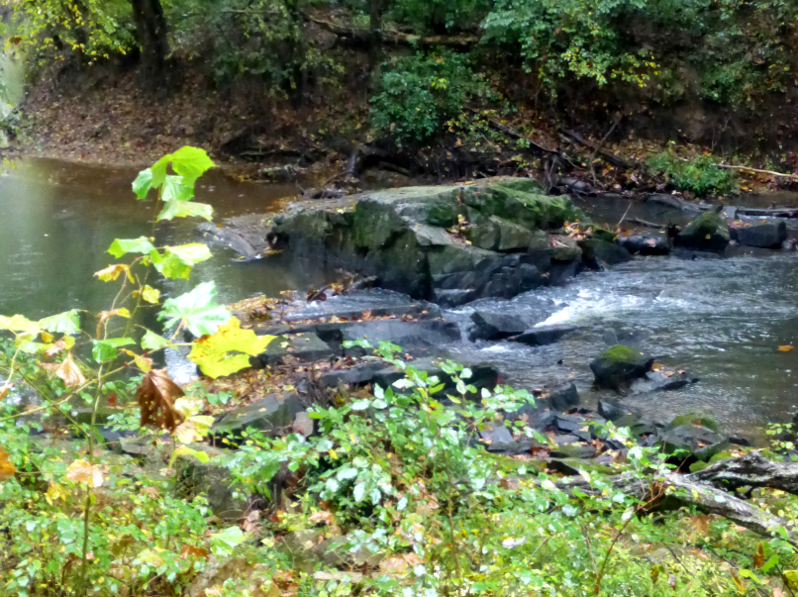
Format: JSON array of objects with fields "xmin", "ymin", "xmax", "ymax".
[{"xmin": 647, "ymin": 148, "xmax": 737, "ymax": 196}]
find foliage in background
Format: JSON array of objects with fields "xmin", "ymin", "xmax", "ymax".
[
  {"xmin": 647, "ymin": 145, "xmax": 737, "ymax": 196},
  {"xmin": 370, "ymin": 51, "xmax": 487, "ymax": 145}
]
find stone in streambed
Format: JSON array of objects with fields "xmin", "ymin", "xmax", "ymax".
[
  {"xmin": 578, "ymin": 239, "xmax": 633, "ymax": 268},
  {"xmin": 590, "ymin": 345, "xmax": 654, "ymax": 391},
  {"xmin": 659, "ymin": 424, "xmax": 729, "ymax": 462},
  {"xmin": 212, "ymin": 393, "xmax": 306, "ymax": 438},
  {"xmin": 674, "ymin": 209, "xmax": 730, "ymax": 252},
  {"xmin": 466, "ymin": 215, "xmax": 548, "ymax": 252},
  {"xmin": 630, "ymin": 370, "xmax": 698, "ymax": 393},
  {"xmin": 616, "ymin": 235, "xmax": 671, "ymax": 255},
  {"xmin": 470, "ymin": 310, "xmax": 528, "ymax": 341},
  {"xmin": 510, "ymin": 325, "xmax": 576, "ymax": 346},
  {"xmin": 730, "ymin": 221, "xmax": 787, "ymax": 248},
  {"xmin": 254, "ymin": 333, "xmax": 333, "ymax": 366}
]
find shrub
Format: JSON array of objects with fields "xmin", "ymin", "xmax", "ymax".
[
  {"xmin": 370, "ymin": 51, "xmax": 487, "ymax": 145},
  {"xmin": 647, "ymin": 147, "xmax": 737, "ymax": 196}
]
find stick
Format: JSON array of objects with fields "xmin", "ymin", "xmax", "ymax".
[
  {"xmin": 616, "ymin": 201, "xmax": 633, "ymax": 228},
  {"xmin": 558, "ymin": 127, "xmax": 633, "ymax": 170},
  {"xmin": 590, "ymin": 115, "xmax": 622, "ymax": 185},
  {"xmin": 718, "ymin": 163, "xmax": 798, "ymax": 180}
]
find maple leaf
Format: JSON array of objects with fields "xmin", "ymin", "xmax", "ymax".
[
  {"xmin": 137, "ymin": 369, "xmax": 186, "ymax": 433},
  {"xmin": 66, "ymin": 459, "xmax": 104, "ymax": 488},
  {"xmin": 188, "ymin": 318, "xmax": 274, "ymax": 379}
]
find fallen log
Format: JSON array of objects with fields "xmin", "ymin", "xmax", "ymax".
[
  {"xmin": 558, "ymin": 128, "xmax": 634, "ymax": 170},
  {"xmin": 555, "ymin": 452, "xmax": 798, "ymax": 546},
  {"xmin": 304, "ymin": 14, "xmax": 477, "ymax": 47}
]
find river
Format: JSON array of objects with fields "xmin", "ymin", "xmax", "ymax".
[{"xmin": 1, "ymin": 158, "xmax": 797, "ymax": 437}]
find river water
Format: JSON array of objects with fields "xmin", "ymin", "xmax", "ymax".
[{"xmin": 2, "ymin": 159, "xmax": 798, "ymax": 437}]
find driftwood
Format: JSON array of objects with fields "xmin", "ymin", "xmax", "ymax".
[
  {"xmin": 556, "ymin": 452, "xmax": 798, "ymax": 546},
  {"xmin": 719, "ymin": 163, "xmax": 798, "ymax": 181},
  {"xmin": 304, "ymin": 14, "xmax": 477, "ymax": 47}
]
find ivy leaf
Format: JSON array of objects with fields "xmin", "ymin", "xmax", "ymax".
[
  {"xmin": 149, "ymin": 244, "xmax": 212, "ymax": 280},
  {"xmin": 92, "ymin": 337, "xmax": 136, "ymax": 362},
  {"xmin": 160, "ymin": 175, "xmax": 194, "ymax": 202},
  {"xmin": 188, "ymin": 318, "xmax": 273, "ymax": 379},
  {"xmin": 141, "ymin": 329, "xmax": 170, "ymax": 351},
  {"xmin": 157, "ymin": 200, "xmax": 213, "ymax": 222},
  {"xmin": 39, "ymin": 310, "xmax": 81, "ymax": 335},
  {"xmin": 159, "ymin": 282, "xmax": 231, "ymax": 337},
  {"xmin": 94, "ymin": 264, "xmax": 134, "ymax": 282},
  {"xmin": 108, "ymin": 237, "xmax": 156, "ymax": 259},
  {"xmin": 132, "ymin": 167, "xmax": 153, "ymax": 199}
]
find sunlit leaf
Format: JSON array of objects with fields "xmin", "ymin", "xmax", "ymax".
[
  {"xmin": 96, "ymin": 308, "xmax": 130, "ymax": 336},
  {"xmin": 136, "ymin": 285, "xmax": 161, "ymax": 305},
  {"xmin": 132, "ymin": 167, "xmax": 154, "ymax": 199},
  {"xmin": 159, "ymin": 282, "xmax": 231, "ymax": 337},
  {"xmin": 92, "ymin": 338, "xmax": 136, "ymax": 362},
  {"xmin": 0, "ymin": 314, "xmax": 39, "ymax": 334},
  {"xmin": 66, "ymin": 459, "xmax": 104, "ymax": 488},
  {"xmin": 174, "ymin": 415, "xmax": 214, "ymax": 444},
  {"xmin": 151, "ymin": 146, "xmax": 215, "ymax": 189},
  {"xmin": 94, "ymin": 264, "xmax": 134, "ymax": 283},
  {"xmin": 108, "ymin": 237, "xmax": 156, "ymax": 259},
  {"xmin": 157, "ymin": 200, "xmax": 213, "ymax": 222},
  {"xmin": 39, "ymin": 310, "xmax": 81, "ymax": 335},
  {"xmin": 149, "ymin": 243, "xmax": 212, "ymax": 280},
  {"xmin": 141, "ymin": 330, "xmax": 169, "ymax": 351},
  {"xmin": 121, "ymin": 349, "xmax": 153, "ymax": 373},
  {"xmin": 188, "ymin": 318, "xmax": 273, "ymax": 378},
  {"xmin": 170, "ymin": 446, "xmax": 210, "ymax": 465},
  {"xmin": 210, "ymin": 526, "xmax": 247, "ymax": 552},
  {"xmin": 161, "ymin": 175, "xmax": 194, "ymax": 202},
  {"xmin": 0, "ymin": 448, "xmax": 16, "ymax": 481}
]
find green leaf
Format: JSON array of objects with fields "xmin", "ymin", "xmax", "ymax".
[
  {"xmin": 0, "ymin": 314, "xmax": 40, "ymax": 334},
  {"xmin": 39, "ymin": 310, "xmax": 80, "ymax": 335},
  {"xmin": 157, "ymin": 200, "xmax": 213, "ymax": 222},
  {"xmin": 108, "ymin": 237, "xmax": 156, "ymax": 259},
  {"xmin": 160, "ymin": 175, "xmax": 194, "ymax": 202},
  {"xmin": 149, "ymin": 243, "xmax": 212, "ymax": 280},
  {"xmin": 210, "ymin": 526, "xmax": 247, "ymax": 552},
  {"xmin": 132, "ymin": 168, "xmax": 153, "ymax": 199},
  {"xmin": 188, "ymin": 318, "xmax": 273, "ymax": 378},
  {"xmin": 159, "ymin": 282, "xmax": 231, "ymax": 337},
  {"xmin": 141, "ymin": 330, "xmax": 169, "ymax": 351},
  {"xmin": 170, "ymin": 445, "xmax": 210, "ymax": 466},
  {"xmin": 151, "ymin": 146, "xmax": 215, "ymax": 190},
  {"xmin": 92, "ymin": 338, "xmax": 136, "ymax": 363}
]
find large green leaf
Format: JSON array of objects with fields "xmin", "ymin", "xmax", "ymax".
[
  {"xmin": 151, "ymin": 146, "xmax": 215, "ymax": 190},
  {"xmin": 132, "ymin": 168, "xmax": 154, "ymax": 200},
  {"xmin": 92, "ymin": 338, "xmax": 136, "ymax": 363},
  {"xmin": 0, "ymin": 314, "xmax": 40, "ymax": 334},
  {"xmin": 157, "ymin": 200, "xmax": 213, "ymax": 222},
  {"xmin": 149, "ymin": 244, "xmax": 212, "ymax": 280},
  {"xmin": 108, "ymin": 237, "xmax": 156, "ymax": 259},
  {"xmin": 188, "ymin": 318, "xmax": 274, "ymax": 378},
  {"xmin": 141, "ymin": 329, "xmax": 170, "ymax": 351},
  {"xmin": 158, "ymin": 282, "xmax": 231, "ymax": 337},
  {"xmin": 39, "ymin": 310, "xmax": 81, "ymax": 335},
  {"xmin": 161, "ymin": 175, "xmax": 194, "ymax": 202}
]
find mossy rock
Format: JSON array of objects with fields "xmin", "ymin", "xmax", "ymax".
[
  {"xmin": 675, "ymin": 209, "xmax": 730, "ymax": 252},
  {"xmin": 589, "ymin": 345, "xmax": 654, "ymax": 391},
  {"xmin": 494, "ymin": 177, "xmax": 544, "ymax": 194},
  {"xmin": 462, "ymin": 185, "xmax": 579, "ymax": 230},
  {"xmin": 465, "ymin": 215, "xmax": 541, "ymax": 252},
  {"xmin": 688, "ymin": 450, "xmax": 732, "ymax": 473},
  {"xmin": 668, "ymin": 412, "xmax": 719, "ymax": 433},
  {"xmin": 592, "ymin": 227, "xmax": 617, "ymax": 243}
]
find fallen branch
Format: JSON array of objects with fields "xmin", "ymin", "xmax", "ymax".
[
  {"xmin": 690, "ymin": 451, "xmax": 798, "ymax": 496},
  {"xmin": 469, "ymin": 109, "xmax": 559, "ymax": 156},
  {"xmin": 590, "ymin": 115, "xmax": 622, "ymax": 186},
  {"xmin": 718, "ymin": 163, "xmax": 798, "ymax": 181},
  {"xmin": 558, "ymin": 128, "xmax": 634, "ymax": 170},
  {"xmin": 304, "ymin": 14, "xmax": 477, "ymax": 47},
  {"xmin": 629, "ymin": 217, "xmax": 669, "ymax": 230}
]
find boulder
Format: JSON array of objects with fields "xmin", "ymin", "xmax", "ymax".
[
  {"xmin": 730, "ymin": 221, "xmax": 787, "ymax": 248},
  {"xmin": 510, "ymin": 325, "xmax": 576, "ymax": 346},
  {"xmin": 629, "ymin": 370, "xmax": 698, "ymax": 393},
  {"xmin": 590, "ymin": 345, "xmax": 654, "ymax": 391},
  {"xmin": 212, "ymin": 394, "xmax": 306, "ymax": 438},
  {"xmin": 547, "ymin": 383, "xmax": 580, "ymax": 411},
  {"xmin": 255, "ymin": 333, "xmax": 333, "ymax": 366},
  {"xmin": 660, "ymin": 424, "xmax": 729, "ymax": 462},
  {"xmin": 470, "ymin": 310, "xmax": 528, "ymax": 341},
  {"xmin": 466, "ymin": 215, "xmax": 547, "ymax": 252},
  {"xmin": 319, "ymin": 361, "xmax": 387, "ymax": 387},
  {"xmin": 578, "ymin": 239, "xmax": 633, "ymax": 268},
  {"xmin": 674, "ymin": 210, "xmax": 730, "ymax": 252},
  {"xmin": 549, "ymin": 235, "xmax": 582, "ymax": 263},
  {"xmin": 174, "ymin": 444, "xmax": 249, "ymax": 521},
  {"xmin": 340, "ymin": 319, "xmax": 461, "ymax": 350},
  {"xmin": 597, "ymin": 399, "xmax": 640, "ymax": 422},
  {"xmin": 616, "ymin": 235, "xmax": 670, "ymax": 256}
]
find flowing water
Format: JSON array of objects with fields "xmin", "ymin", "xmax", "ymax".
[{"xmin": 2, "ymin": 159, "xmax": 798, "ymax": 437}]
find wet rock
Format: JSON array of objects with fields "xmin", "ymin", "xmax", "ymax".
[
  {"xmin": 579, "ymin": 239, "xmax": 633, "ymax": 268},
  {"xmin": 674, "ymin": 209, "xmax": 730, "ymax": 252},
  {"xmin": 660, "ymin": 424, "xmax": 730, "ymax": 462},
  {"xmin": 597, "ymin": 399, "xmax": 640, "ymax": 422},
  {"xmin": 548, "ymin": 458, "xmax": 614, "ymax": 476},
  {"xmin": 730, "ymin": 221, "xmax": 787, "ymax": 248},
  {"xmin": 630, "ymin": 370, "xmax": 698, "ymax": 393},
  {"xmin": 434, "ymin": 288, "xmax": 477, "ymax": 308},
  {"xmin": 480, "ymin": 424, "xmax": 514, "ymax": 446},
  {"xmin": 550, "ymin": 235, "xmax": 582, "ymax": 263},
  {"xmin": 590, "ymin": 345, "xmax": 654, "ymax": 391},
  {"xmin": 466, "ymin": 215, "xmax": 548, "ymax": 252},
  {"xmin": 644, "ymin": 193, "xmax": 700, "ymax": 212},
  {"xmin": 212, "ymin": 394, "xmax": 306, "ymax": 438},
  {"xmin": 510, "ymin": 325, "xmax": 577, "ymax": 347},
  {"xmin": 668, "ymin": 412, "xmax": 719, "ymax": 432},
  {"xmin": 547, "ymin": 383, "xmax": 580, "ymax": 411},
  {"xmin": 255, "ymin": 333, "xmax": 333, "ymax": 366},
  {"xmin": 616, "ymin": 235, "xmax": 670, "ymax": 256},
  {"xmin": 672, "ymin": 248, "xmax": 723, "ymax": 260},
  {"xmin": 319, "ymin": 361, "xmax": 387, "ymax": 387},
  {"xmin": 470, "ymin": 310, "xmax": 528, "ymax": 341},
  {"xmin": 174, "ymin": 444, "xmax": 249, "ymax": 521},
  {"xmin": 340, "ymin": 319, "xmax": 461, "ymax": 350},
  {"xmin": 550, "ymin": 442, "xmax": 597, "ymax": 460}
]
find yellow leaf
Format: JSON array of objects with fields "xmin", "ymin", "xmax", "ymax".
[
  {"xmin": 135, "ymin": 285, "xmax": 161, "ymax": 305},
  {"xmin": 0, "ymin": 448, "xmax": 16, "ymax": 481},
  {"xmin": 94, "ymin": 264, "xmax": 133, "ymax": 283},
  {"xmin": 174, "ymin": 416, "xmax": 214, "ymax": 444},
  {"xmin": 188, "ymin": 318, "xmax": 273, "ymax": 379},
  {"xmin": 779, "ymin": 345, "xmax": 794, "ymax": 352},
  {"xmin": 329, "ymin": 449, "xmax": 338, "ymax": 460},
  {"xmin": 754, "ymin": 542, "xmax": 765, "ymax": 569},
  {"xmin": 121, "ymin": 349, "xmax": 153, "ymax": 373},
  {"xmin": 66, "ymin": 459, "xmax": 104, "ymax": 488}
]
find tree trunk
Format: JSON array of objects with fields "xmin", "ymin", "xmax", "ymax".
[
  {"xmin": 129, "ymin": 0, "xmax": 168, "ymax": 79},
  {"xmin": 369, "ymin": 0, "xmax": 384, "ymax": 72}
]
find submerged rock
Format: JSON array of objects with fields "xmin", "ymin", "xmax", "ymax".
[
  {"xmin": 616, "ymin": 235, "xmax": 670, "ymax": 255},
  {"xmin": 579, "ymin": 239, "xmax": 633, "ymax": 268},
  {"xmin": 674, "ymin": 209, "xmax": 730, "ymax": 252},
  {"xmin": 629, "ymin": 370, "xmax": 699, "ymax": 393},
  {"xmin": 660, "ymin": 424, "xmax": 729, "ymax": 462},
  {"xmin": 470, "ymin": 310, "xmax": 528, "ymax": 341},
  {"xmin": 590, "ymin": 345, "xmax": 654, "ymax": 391}
]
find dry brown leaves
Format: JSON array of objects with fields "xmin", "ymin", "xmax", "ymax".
[
  {"xmin": 42, "ymin": 352, "xmax": 86, "ymax": 389},
  {"xmin": 137, "ymin": 369, "xmax": 186, "ymax": 433}
]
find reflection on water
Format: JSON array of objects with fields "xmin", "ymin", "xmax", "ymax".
[{"xmin": 0, "ymin": 158, "xmax": 320, "ymax": 319}]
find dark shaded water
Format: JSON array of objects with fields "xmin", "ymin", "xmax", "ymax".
[{"xmin": 2, "ymin": 160, "xmax": 798, "ymax": 436}]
